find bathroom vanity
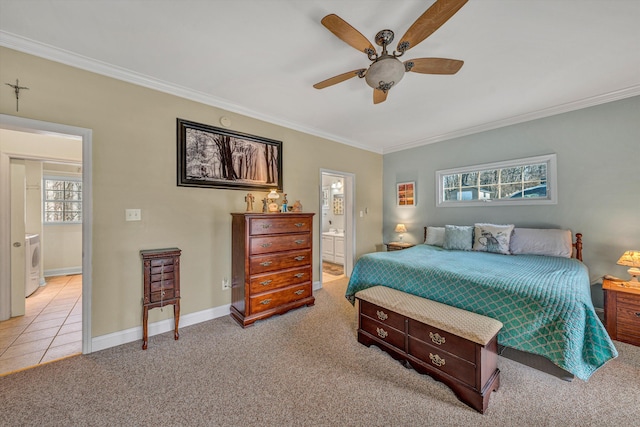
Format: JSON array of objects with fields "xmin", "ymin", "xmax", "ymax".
[{"xmin": 322, "ymin": 230, "xmax": 344, "ymax": 265}]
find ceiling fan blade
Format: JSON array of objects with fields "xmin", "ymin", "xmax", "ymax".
[
  {"xmin": 321, "ymin": 14, "xmax": 376, "ymax": 55},
  {"xmin": 313, "ymin": 69, "xmax": 366, "ymax": 89},
  {"xmin": 397, "ymin": 0, "xmax": 468, "ymax": 53},
  {"xmin": 405, "ymin": 58, "xmax": 463, "ymax": 74},
  {"xmin": 373, "ymin": 89, "xmax": 388, "ymax": 104}
]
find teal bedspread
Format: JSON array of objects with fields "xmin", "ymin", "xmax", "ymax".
[{"xmin": 345, "ymin": 244, "xmax": 618, "ymax": 380}]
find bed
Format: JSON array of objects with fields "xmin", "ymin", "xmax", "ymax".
[{"xmin": 345, "ymin": 226, "xmax": 618, "ymax": 381}]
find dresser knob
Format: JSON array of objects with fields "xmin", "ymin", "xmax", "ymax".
[
  {"xmin": 294, "ymin": 273, "xmax": 305, "ymax": 278},
  {"xmin": 294, "ymin": 239, "xmax": 305, "ymax": 244},
  {"xmin": 260, "ymin": 299, "xmax": 272, "ymax": 305},
  {"xmin": 260, "ymin": 280, "xmax": 272, "ymax": 286},
  {"xmin": 429, "ymin": 353, "xmax": 446, "ymax": 367},
  {"xmin": 376, "ymin": 327, "xmax": 388, "ymax": 339},
  {"xmin": 636, "ymin": 312, "xmax": 640, "ymax": 317},
  {"xmin": 261, "ymin": 224, "xmax": 272, "ymax": 229},
  {"xmin": 429, "ymin": 332, "xmax": 446, "ymax": 345},
  {"xmin": 294, "ymin": 223, "xmax": 304, "ymax": 227},
  {"xmin": 261, "ymin": 242, "xmax": 272, "ymax": 248},
  {"xmin": 260, "ymin": 261, "xmax": 272, "ymax": 266},
  {"xmin": 294, "ymin": 290, "xmax": 304, "ymax": 295},
  {"xmin": 376, "ymin": 310, "xmax": 388, "ymax": 321},
  {"xmin": 294, "ymin": 256, "xmax": 305, "ymax": 261}
]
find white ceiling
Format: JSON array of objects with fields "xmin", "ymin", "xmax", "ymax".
[{"xmin": 1, "ymin": 0, "xmax": 639, "ymax": 154}]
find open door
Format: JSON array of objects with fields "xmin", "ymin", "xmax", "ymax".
[{"xmin": 10, "ymin": 159, "xmax": 26, "ymax": 317}]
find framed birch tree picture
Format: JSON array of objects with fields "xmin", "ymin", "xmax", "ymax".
[{"xmin": 177, "ymin": 118, "xmax": 282, "ymax": 191}]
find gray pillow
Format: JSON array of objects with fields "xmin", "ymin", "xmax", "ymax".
[
  {"xmin": 424, "ymin": 226, "xmax": 445, "ymax": 247},
  {"xmin": 443, "ymin": 225, "xmax": 473, "ymax": 251}
]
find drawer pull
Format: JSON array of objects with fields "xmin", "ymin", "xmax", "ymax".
[
  {"xmin": 260, "ymin": 261, "xmax": 273, "ymax": 267},
  {"xmin": 261, "ymin": 242, "xmax": 272, "ymax": 248},
  {"xmin": 161, "ymin": 291, "xmax": 166, "ymax": 297},
  {"xmin": 261, "ymin": 224, "xmax": 272, "ymax": 229},
  {"xmin": 429, "ymin": 332, "xmax": 446, "ymax": 345},
  {"xmin": 376, "ymin": 327, "xmax": 388, "ymax": 339},
  {"xmin": 294, "ymin": 239, "xmax": 305, "ymax": 245},
  {"xmin": 260, "ymin": 299, "xmax": 272, "ymax": 305},
  {"xmin": 429, "ymin": 353, "xmax": 446, "ymax": 367},
  {"xmin": 294, "ymin": 290, "xmax": 305, "ymax": 295},
  {"xmin": 259, "ymin": 280, "xmax": 272, "ymax": 286},
  {"xmin": 636, "ymin": 312, "xmax": 640, "ymax": 317},
  {"xmin": 376, "ymin": 310, "xmax": 388, "ymax": 321},
  {"xmin": 294, "ymin": 273, "xmax": 305, "ymax": 278},
  {"xmin": 294, "ymin": 256, "xmax": 306, "ymax": 261},
  {"xmin": 294, "ymin": 223, "xmax": 304, "ymax": 227}
]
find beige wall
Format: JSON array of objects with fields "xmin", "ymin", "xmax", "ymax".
[{"xmin": 0, "ymin": 47, "xmax": 383, "ymax": 337}]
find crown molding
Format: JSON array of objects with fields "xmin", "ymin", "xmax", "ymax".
[
  {"xmin": 3, "ymin": 30, "xmax": 637, "ymax": 156},
  {"xmin": 0, "ymin": 31, "xmax": 380, "ymax": 154},
  {"xmin": 383, "ymin": 84, "xmax": 640, "ymax": 154}
]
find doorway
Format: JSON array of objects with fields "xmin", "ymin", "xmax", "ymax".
[
  {"xmin": 0, "ymin": 114, "xmax": 92, "ymax": 374},
  {"xmin": 320, "ymin": 170, "xmax": 355, "ymax": 286}
]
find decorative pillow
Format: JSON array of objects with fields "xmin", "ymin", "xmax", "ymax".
[
  {"xmin": 424, "ymin": 226, "xmax": 445, "ymax": 247},
  {"xmin": 510, "ymin": 228, "xmax": 573, "ymax": 258},
  {"xmin": 443, "ymin": 225, "xmax": 473, "ymax": 251},
  {"xmin": 472, "ymin": 223, "xmax": 515, "ymax": 255}
]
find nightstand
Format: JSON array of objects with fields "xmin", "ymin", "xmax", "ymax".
[
  {"xmin": 386, "ymin": 242, "xmax": 416, "ymax": 251},
  {"xmin": 603, "ymin": 277, "xmax": 640, "ymax": 346}
]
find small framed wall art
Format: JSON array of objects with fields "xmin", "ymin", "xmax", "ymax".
[{"xmin": 397, "ymin": 181, "xmax": 416, "ymax": 207}]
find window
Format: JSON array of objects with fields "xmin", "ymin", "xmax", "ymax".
[
  {"xmin": 43, "ymin": 176, "xmax": 82, "ymax": 223},
  {"xmin": 436, "ymin": 154, "xmax": 557, "ymax": 207}
]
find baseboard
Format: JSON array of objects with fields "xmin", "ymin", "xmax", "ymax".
[
  {"xmin": 44, "ymin": 267, "xmax": 82, "ymax": 277},
  {"xmin": 91, "ymin": 303, "xmax": 231, "ymax": 353}
]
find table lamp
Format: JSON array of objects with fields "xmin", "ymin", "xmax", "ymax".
[
  {"xmin": 617, "ymin": 250, "xmax": 640, "ymax": 285},
  {"xmin": 267, "ymin": 189, "xmax": 280, "ymax": 213},
  {"xmin": 395, "ymin": 223, "xmax": 407, "ymax": 241}
]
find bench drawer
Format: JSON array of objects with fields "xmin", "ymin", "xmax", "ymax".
[
  {"xmin": 360, "ymin": 300, "xmax": 406, "ymax": 331},
  {"xmin": 360, "ymin": 316, "xmax": 405, "ymax": 350},
  {"xmin": 408, "ymin": 318, "xmax": 476, "ymax": 363}
]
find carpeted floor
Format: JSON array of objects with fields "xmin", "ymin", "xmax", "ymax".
[{"xmin": 1, "ymin": 277, "xmax": 638, "ymax": 426}]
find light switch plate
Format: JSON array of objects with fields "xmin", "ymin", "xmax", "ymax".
[{"xmin": 125, "ymin": 209, "xmax": 141, "ymax": 221}]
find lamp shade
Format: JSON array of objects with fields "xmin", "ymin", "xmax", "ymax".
[
  {"xmin": 617, "ymin": 250, "xmax": 640, "ymax": 267},
  {"xmin": 394, "ymin": 224, "xmax": 407, "ymax": 233},
  {"xmin": 617, "ymin": 250, "xmax": 640, "ymax": 283},
  {"xmin": 267, "ymin": 189, "xmax": 279, "ymax": 200}
]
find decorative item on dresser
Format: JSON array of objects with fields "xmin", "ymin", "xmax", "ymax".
[
  {"xmin": 231, "ymin": 213, "xmax": 315, "ymax": 327},
  {"xmin": 603, "ymin": 277, "xmax": 640, "ymax": 346},
  {"xmin": 140, "ymin": 248, "xmax": 181, "ymax": 350}
]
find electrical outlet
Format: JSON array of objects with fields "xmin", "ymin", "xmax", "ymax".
[
  {"xmin": 222, "ymin": 278, "xmax": 230, "ymax": 290},
  {"xmin": 125, "ymin": 209, "xmax": 141, "ymax": 221}
]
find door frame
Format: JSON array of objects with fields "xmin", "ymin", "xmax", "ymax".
[
  {"xmin": 0, "ymin": 114, "xmax": 93, "ymax": 354},
  {"xmin": 319, "ymin": 169, "xmax": 355, "ymax": 283}
]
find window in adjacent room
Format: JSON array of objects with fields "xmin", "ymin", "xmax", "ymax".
[
  {"xmin": 436, "ymin": 154, "xmax": 557, "ymax": 207},
  {"xmin": 43, "ymin": 176, "xmax": 82, "ymax": 223}
]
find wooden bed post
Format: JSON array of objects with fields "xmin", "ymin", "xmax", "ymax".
[{"xmin": 574, "ymin": 233, "xmax": 583, "ymax": 261}]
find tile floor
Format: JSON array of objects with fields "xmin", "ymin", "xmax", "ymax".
[
  {"xmin": 0, "ymin": 274, "xmax": 82, "ymax": 376},
  {"xmin": 322, "ymin": 262, "xmax": 345, "ymax": 283}
]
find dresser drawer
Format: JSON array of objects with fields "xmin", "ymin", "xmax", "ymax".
[
  {"xmin": 150, "ymin": 288, "xmax": 175, "ymax": 303},
  {"xmin": 360, "ymin": 315, "xmax": 405, "ymax": 350},
  {"xmin": 250, "ymin": 249, "xmax": 311, "ymax": 274},
  {"xmin": 408, "ymin": 336, "xmax": 476, "ymax": 387},
  {"xmin": 250, "ymin": 267, "xmax": 311, "ymax": 293},
  {"xmin": 408, "ymin": 319, "xmax": 476, "ymax": 363},
  {"xmin": 360, "ymin": 300, "xmax": 406, "ymax": 331},
  {"xmin": 250, "ymin": 217, "xmax": 312, "ymax": 235},
  {"xmin": 249, "ymin": 283, "xmax": 311, "ymax": 314},
  {"xmin": 250, "ymin": 234, "xmax": 311, "ymax": 255},
  {"xmin": 617, "ymin": 298, "xmax": 640, "ymax": 340},
  {"xmin": 150, "ymin": 278, "xmax": 175, "ymax": 293}
]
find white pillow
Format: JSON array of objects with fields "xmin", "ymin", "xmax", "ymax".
[
  {"xmin": 424, "ymin": 226, "xmax": 445, "ymax": 247},
  {"xmin": 509, "ymin": 228, "xmax": 573, "ymax": 258},
  {"xmin": 472, "ymin": 223, "xmax": 514, "ymax": 255}
]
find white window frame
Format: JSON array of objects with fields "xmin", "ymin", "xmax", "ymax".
[
  {"xmin": 43, "ymin": 175, "xmax": 83, "ymax": 224},
  {"xmin": 436, "ymin": 154, "xmax": 557, "ymax": 207}
]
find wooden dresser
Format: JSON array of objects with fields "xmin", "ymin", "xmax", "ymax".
[
  {"xmin": 603, "ymin": 277, "xmax": 640, "ymax": 346},
  {"xmin": 140, "ymin": 248, "xmax": 181, "ymax": 350},
  {"xmin": 231, "ymin": 213, "xmax": 315, "ymax": 327}
]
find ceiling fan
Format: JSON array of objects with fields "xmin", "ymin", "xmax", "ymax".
[{"xmin": 313, "ymin": 0, "xmax": 468, "ymax": 104}]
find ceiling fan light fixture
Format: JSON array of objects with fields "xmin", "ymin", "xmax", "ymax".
[{"xmin": 364, "ymin": 56, "xmax": 405, "ymax": 92}]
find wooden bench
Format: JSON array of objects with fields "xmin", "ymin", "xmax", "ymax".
[{"xmin": 355, "ymin": 286, "xmax": 503, "ymax": 414}]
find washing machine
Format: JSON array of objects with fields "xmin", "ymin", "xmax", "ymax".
[{"xmin": 25, "ymin": 234, "xmax": 41, "ymax": 297}]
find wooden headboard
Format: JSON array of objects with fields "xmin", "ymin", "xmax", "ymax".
[{"xmin": 423, "ymin": 227, "xmax": 583, "ymax": 261}]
